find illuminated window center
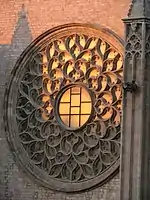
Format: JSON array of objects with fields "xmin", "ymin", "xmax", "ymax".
[{"xmin": 58, "ymin": 85, "xmax": 92, "ymax": 129}]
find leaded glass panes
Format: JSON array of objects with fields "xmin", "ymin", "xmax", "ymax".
[{"xmin": 58, "ymin": 85, "xmax": 92, "ymax": 129}]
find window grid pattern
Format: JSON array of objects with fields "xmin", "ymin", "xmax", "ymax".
[{"xmin": 59, "ymin": 86, "xmax": 91, "ymax": 128}]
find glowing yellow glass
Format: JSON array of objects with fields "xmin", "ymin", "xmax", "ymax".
[
  {"xmin": 70, "ymin": 115, "xmax": 79, "ymax": 128},
  {"xmin": 59, "ymin": 103, "xmax": 70, "ymax": 115},
  {"xmin": 80, "ymin": 115, "xmax": 89, "ymax": 126},
  {"xmin": 61, "ymin": 90, "xmax": 70, "ymax": 102},
  {"xmin": 59, "ymin": 86, "xmax": 92, "ymax": 128},
  {"xmin": 60, "ymin": 116, "xmax": 69, "ymax": 126},
  {"xmin": 71, "ymin": 107, "xmax": 80, "ymax": 114},
  {"xmin": 81, "ymin": 87, "xmax": 91, "ymax": 101},
  {"xmin": 81, "ymin": 103, "xmax": 91, "ymax": 114},
  {"xmin": 71, "ymin": 95, "xmax": 80, "ymax": 106}
]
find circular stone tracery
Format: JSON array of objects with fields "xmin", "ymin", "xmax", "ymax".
[{"xmin": 4, "ymin": 24, "xmax": 123, "ymax": 192}]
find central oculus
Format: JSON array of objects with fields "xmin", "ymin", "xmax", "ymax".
[{"xmin": 55, "ymin": 84, "xmax": 92, "ymax": 130}]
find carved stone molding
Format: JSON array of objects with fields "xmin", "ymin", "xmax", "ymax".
[
  {"xmin": 121, "ymin": 4, "xmax": 150, "ymax": 198},
  {"xmin": 4, "ymin": 24, "xmax": 123, "ymax": 192}
]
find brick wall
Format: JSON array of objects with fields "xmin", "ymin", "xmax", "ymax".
[
  {"xmin": 0, "ymin": 1, "xmax": 130, "ymax": 200},
  {"xmin": 0, "ymin": 0, "xmax": 130, "ymax": 44}
]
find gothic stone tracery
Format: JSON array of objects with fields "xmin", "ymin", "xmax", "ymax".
[{"xmin": 4, "ymin": 24, "xmax": 123, "ymax": 192}]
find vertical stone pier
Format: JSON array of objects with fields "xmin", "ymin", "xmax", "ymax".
[{"xmin": 120, "ymin": 0, "xmax": 150, "ymax": 199}]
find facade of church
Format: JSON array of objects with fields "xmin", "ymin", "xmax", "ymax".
[{"xmin": 0, "ymin": 1, "xmax": 149, "ymax": 200}]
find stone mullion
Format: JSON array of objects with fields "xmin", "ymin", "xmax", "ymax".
[
  {"xmin": 120, "ymin": 22, "xmax": 134, "ymax": 200},
  {"xmin": 131, "ymin": 21, "xmax": 146, "ymax": 200},
  {"xmin": 140, "ymin": 21, "xmax": 150, "ymax": 200},
  {"xmin": 120, "ymin": 21, "xmax": 146, "ymax": 200}
]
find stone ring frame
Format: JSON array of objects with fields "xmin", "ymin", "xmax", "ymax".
[{"xmin": 4, "ymin": 23, "xmax": 124, "ymax": 192}]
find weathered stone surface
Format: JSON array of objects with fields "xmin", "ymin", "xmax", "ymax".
[
  {"xmin": 120, "ymin": 1, "xmax": 150, "ymax": 200},
  {"xmin": 0, "ymin": 1, "xmax": 130, "ymax": 200}
]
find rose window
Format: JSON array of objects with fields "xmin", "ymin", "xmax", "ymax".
[{"xmin": 4, "ymin": 24, "xmax": 123, "ymax": 192}]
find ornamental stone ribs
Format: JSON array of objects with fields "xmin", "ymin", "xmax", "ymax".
[
  {"xmin": 4, "ymin": 26, "xmax": 123, "ymax": 192},
  {"xmin": 0, "ymin": 1, "xmax": 130, "ymax": 200}
]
